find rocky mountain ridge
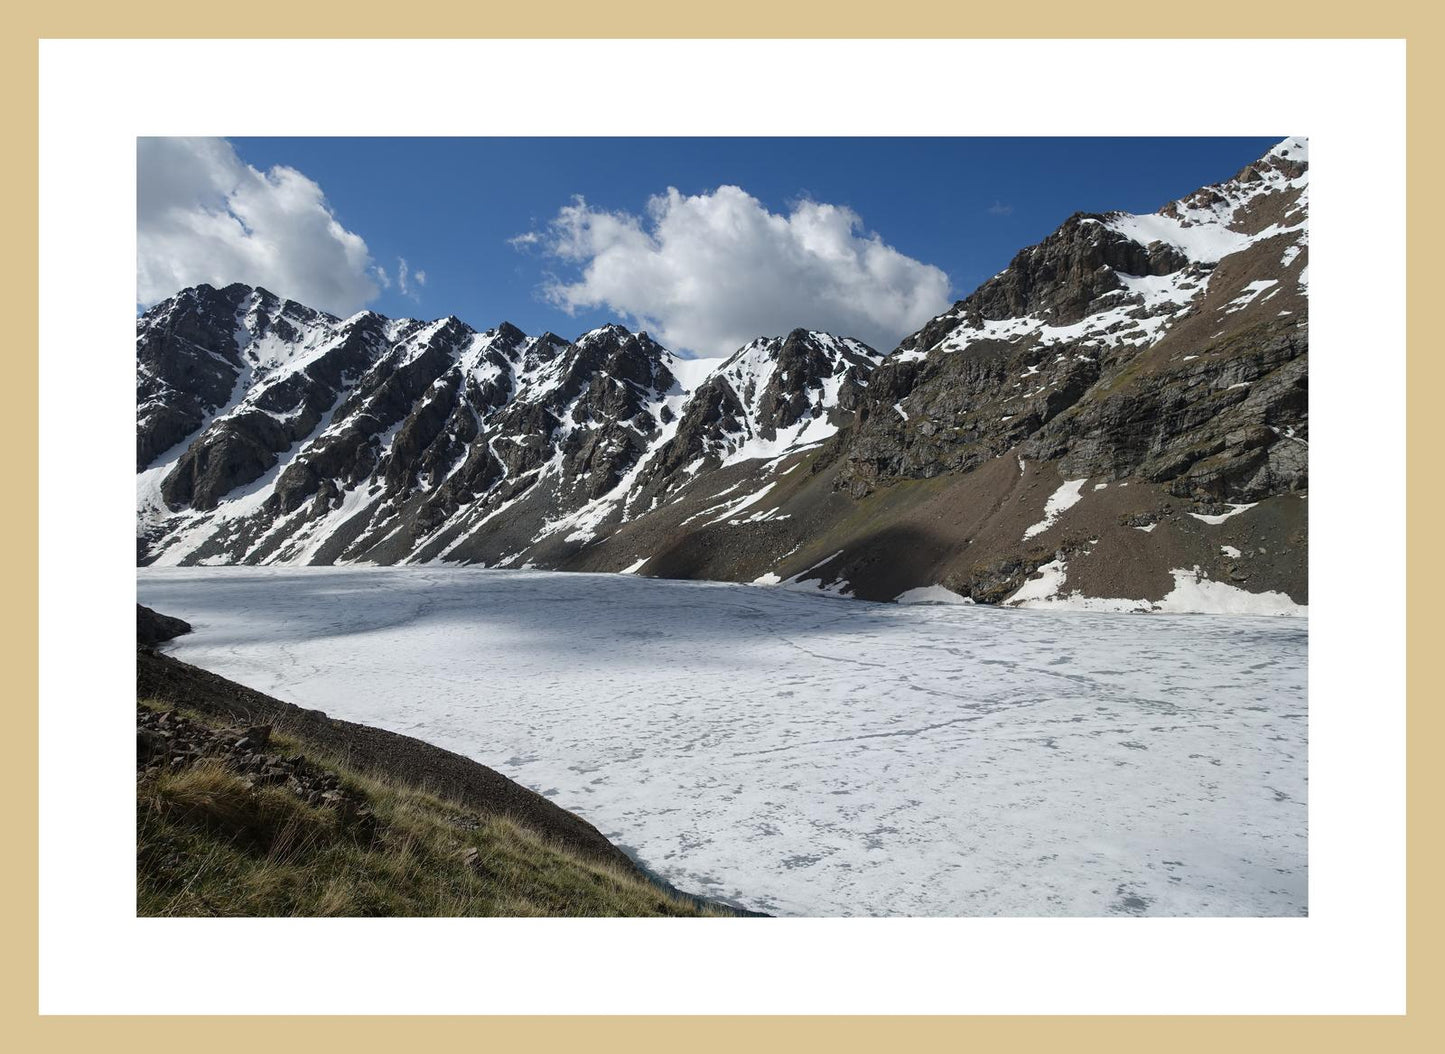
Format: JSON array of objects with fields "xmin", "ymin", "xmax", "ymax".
[
  {"xmin": 138, "ymin": 287, "xmax": 879, "ymax": 568},
  {"xmin": 138, "ymin": 138, "xmax": 1308, "ymax": 613}
]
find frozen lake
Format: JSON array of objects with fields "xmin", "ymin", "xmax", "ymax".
[{"xmin": 136, "ymin": 566, "xmax": 1307, "ymax": 917}]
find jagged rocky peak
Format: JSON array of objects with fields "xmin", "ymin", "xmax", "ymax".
[
  {"xmin": 139, "ymin": 284, "xmax": 885, "ymax": 568},
  {"xmin": 490, "ymin": 320, "xmax": 529, "ymax": 347},
  {"xmin": 610, "ymin": 328, "xmax": 883, "ymax": 511},
  {"xmin": 963, "ymin": 215, "xmax": 1191, "ymax": 329},
  {"xmin": 137, "ymin": 283, "xmax": 340, "ymax": 472},
  {"xmin": 894, "ymin": 136, "xmax": 1308, "ymax": 363},
  {"xmin": 894, "ymin": 137, "xmax": 1309, "ymax": 363},
  {"xmin": 841, "ymin": 136, "xmax": 1308, "ymax": 505},
  {"xmin": 659, "ymin": 329, "xmax": 877, "ymax": 460},
  {"xmin": 151, "ymin": 281, "xmax": 262, "ymax": 329},
  {"xmin": 1162, "ymin": 136, "xmax": 1308, "ymax": 224},
  {"xmin": 233, "ymin": 283, "xmax": 335, "ymax": 339},
  {"xmin": 140, "ymin": 277, "xmax": 895, "ymax": 566},
  {"xmin": 714, "ymin": 329, "xmax": 879, "ymax": 429},
  {"xmin": 1100, "ymin": 137, "xmax": 1308, "ymax": 260},
  {"xmin": 571, "ymin": 323, "xmax": 677, "ymax": 396}
]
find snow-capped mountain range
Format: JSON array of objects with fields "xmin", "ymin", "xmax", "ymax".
[
  {"xmin": 138, "ymin": 138, "xmax": 1308, "ymax": 613},
  {"xmin": 138, "ymin": 294, "xmax": 878, "ymax": 567}
]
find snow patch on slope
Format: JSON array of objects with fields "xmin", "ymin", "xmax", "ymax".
[
  {"xmin": 1005, "ymin": 558, "xmax": 1305, "ymax": 617},
  {"xmin": 896, "ymin": 584, "xmax": 974, "ymax": 606},
  {"xmin": 1189, "ymin": 502, "xmax": 1258, "ymax": 525},
  {"xmin": 1022, "ymin": 479, "xmax": 1087, "ymax": 540}
]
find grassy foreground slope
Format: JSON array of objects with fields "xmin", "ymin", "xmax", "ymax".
[
  {"xmin": 138, "ymin": 704, "xmax": 717, "ymax": 916},
  {"xmin": 137, "ymin": 634, "xmax": 726, "ymax": 917}
]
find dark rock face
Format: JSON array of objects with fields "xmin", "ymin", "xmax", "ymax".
[
  {"xmin": 136, "ymin": 284, "xmax": 351, "ymax": 473},
  {"xmin": 137, "ymin": 604, "xmax": 191, "ymax": 647},
  {"xmin": 628, "ymin": 376, "xmax": 748, "ymax": 503},
  {"xmin": 841, "ymin": 296, "xmax": 1306, "ymax": 507},
  {"xmin": 1042, "ymin": 320, "xmax": 1308, "ymax": 501},
  {"xmin": 161, "ymin": 410, "xmax": 288, "ymax": 510},
  {"xmin": 965, "ymin": 214, "xmax": 1188, "ymax": 327},
  {"xmin": 136, "ymin": 284, "xmax": 250, "ymax": 469},
  {"xmin": 753, "ymin": 329, "xmax": 861, "ymax": 434}
]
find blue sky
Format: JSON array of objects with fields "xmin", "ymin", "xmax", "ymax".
[{"xmin": 139, "ymin": 136, "xmax": 1280, "ymax": 357}]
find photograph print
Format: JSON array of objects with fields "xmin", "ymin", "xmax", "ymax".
[{"xmin": 135, "ymin": 135, "xmax": 1308, "ymax": 918}]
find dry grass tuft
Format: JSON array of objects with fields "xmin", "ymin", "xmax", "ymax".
[{"xmin": 137, "ymin": 702, "xmax": 725, "ymax": 918}]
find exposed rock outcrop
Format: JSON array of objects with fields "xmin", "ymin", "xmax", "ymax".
[{"xmin": 137, "ymin": 604, "xmax": 191, "ymax": 647}]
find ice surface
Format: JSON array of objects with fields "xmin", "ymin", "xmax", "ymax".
[{"xmin": 137, "ymin": 566, "xmax": 1307, "ymax": 918}]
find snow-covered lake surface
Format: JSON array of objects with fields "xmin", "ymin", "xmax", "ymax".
[{"xmin": 137, "ymin": 566, "xmax": 1307, "ymax": 917}]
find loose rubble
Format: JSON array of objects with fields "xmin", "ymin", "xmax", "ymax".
[{"xmin": 137, "ymin": 705, "xmax": 377, "ymax": 835}]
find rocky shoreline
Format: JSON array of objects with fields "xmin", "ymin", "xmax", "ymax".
[{"xmin": 137, "ymin": 605, "xmax": 762, "ymax": 916}]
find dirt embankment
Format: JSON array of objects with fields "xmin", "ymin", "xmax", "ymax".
[
  {"xmin": 136, "ymin": 606, "xmax": 765, "ymax": 915},
  {"xmin": 138, "ymin": 644, "xmax": 638, "ymax": 873}
]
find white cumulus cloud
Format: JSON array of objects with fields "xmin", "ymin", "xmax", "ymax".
[
  {"xmin": 518, "ymin": 186, "xmax": 952, "ymax": 356},
  {"xmin": 137, "ymin": 137, "xmax": 380, "ymax": 316}
]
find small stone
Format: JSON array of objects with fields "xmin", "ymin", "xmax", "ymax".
[{"xmin": 138, "ymin": 729, "xmax": 163, "ymax": 761}]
